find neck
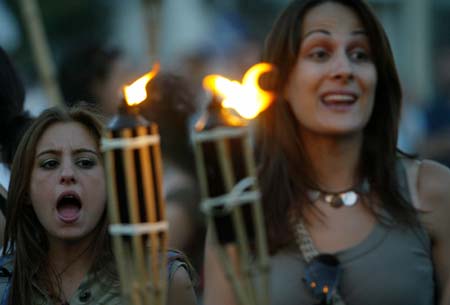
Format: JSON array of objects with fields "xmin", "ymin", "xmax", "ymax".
[
  {"xmin": 47, "ymin": 236, "xmax": 96, "ymax": 279},
  {"xmin": 46, "ymin": 236, "xmax": 97, "ymax": 304},
  {"xmin": 301, "ymin": 131, "xmax": 363, "ymax": 192}
]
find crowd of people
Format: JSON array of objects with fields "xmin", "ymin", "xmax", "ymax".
[{"xmin": 0, "ymin": 0, "xmax": 449, "ymax": 304}]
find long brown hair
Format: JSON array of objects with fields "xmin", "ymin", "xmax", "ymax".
[
  {"xmin": 2, "ymin": 107, "xmax": 116, "ymax": 304},
  {"xmin": 257, "ymin": 0, "xmax": 418, "ymax": 252}
]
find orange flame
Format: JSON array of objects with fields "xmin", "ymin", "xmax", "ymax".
[
  {"xmin": 203, "ymin": 63, "xmax": 274, "ymax": 119},
  {"xmin": 123, "ymin": 62, "xmax": 160, "ymax": 106}
]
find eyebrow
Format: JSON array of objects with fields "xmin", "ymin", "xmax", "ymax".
[
  {"xmin": 303, "ymin": 29, "xmax": 368, "ymax": 40},
  {"xmin": 36, "ymin": 148, "xmax": 100, "ymax": 158}
]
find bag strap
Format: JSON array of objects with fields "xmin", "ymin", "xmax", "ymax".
[
  {"xmin": 166, "ymin": 250, "xmax": 196, "ymax": 284},
  {"xmin": 401, "ymin": 158, "xmax": 422, "ymax": 209},
  {"xmin": 294, "ymin": 220, "xmax": 346, "ymax": 305}
]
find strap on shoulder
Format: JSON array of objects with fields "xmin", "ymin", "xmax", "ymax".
[
  {"xmin": 401, "ymin": 158, "xmax": 422, "ymax": 210},
  {"xmin": 166, "ymin": 250, "xmax": 196, "ymax": 284},
  {"xmin": 167, "ymin": 250, "xmax": 186, "ymax": 280}
]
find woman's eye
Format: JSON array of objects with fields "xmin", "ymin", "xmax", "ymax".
[
  {"xmin": 350, "ymin": 49, "xmax": 370, "ymax": 62},
  {"xmin": 39, "ymin": 159, "xmax": 59, "ymax": 169},
  {"xmin": 76, "ymin": 158, "xmax": 96, "ymax": 169},
  {"xmin": 308, "ymin": 49, "xmax": 329, "ymax": 61}
]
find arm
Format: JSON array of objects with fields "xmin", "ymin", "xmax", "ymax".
[
  {"xmin": 203, "ymin": 227, "xmax": 239, "ymax": 305},
  {"xmin": 414, "ymin": 160, "xmax": 450, "ymax": 305},
  {"xmin": 167, "ymin": 265, "xmax": 197, "ymax": 305}
]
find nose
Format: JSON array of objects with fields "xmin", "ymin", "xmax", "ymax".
[
  {"xmin": 330, "ymin": 51, "xmax": 354, "ymax": 81},
  {"xmin": 59, "ymin": 162, "xmax": 76, "ymax": 184}
]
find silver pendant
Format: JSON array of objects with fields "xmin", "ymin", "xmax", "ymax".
[
  {"xmin": 307, "ymin": 179, "xmax": 369, "ymax": 208},
  {"xmin": 309, "ymin": 190, "xmax": 361, "ymax": 208}
]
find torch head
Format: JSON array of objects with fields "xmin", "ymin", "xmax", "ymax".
[
  {"xmin": 195, "ymin": 94, "xmax": 247, "ymax": 132},
  {"xmin": 107, "ymin": 97, "xmax": 150, "ymax": 131}
]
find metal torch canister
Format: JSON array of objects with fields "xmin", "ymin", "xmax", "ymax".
[
  {"xmin": 101, "ymin": 101, "xmax": 167, "ymax": 305},
  {"xmin": 193, "ymin": 95, "xmax": 269, "ymax": 305}
]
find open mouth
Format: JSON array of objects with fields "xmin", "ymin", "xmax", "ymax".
[
  {"xmin": 321, "ymin": 94, "xmax": 357, "ymax": 107},
  {"xmin": 57, "ymin": 193, "xmax": 82, "ymax": 223}
]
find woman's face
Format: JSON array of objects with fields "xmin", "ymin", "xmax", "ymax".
[
  {"xmin": 284, "ymin": 2, "xmax": 377, "ymax": 137},
  {"xmin": 30, "ymin": 122, "xmax": 106, "ymax": 245}
]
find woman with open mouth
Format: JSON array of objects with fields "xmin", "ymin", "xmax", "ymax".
[{"xmin": 0, "ymin": 107, "xmax": 197, "ymax": 305}]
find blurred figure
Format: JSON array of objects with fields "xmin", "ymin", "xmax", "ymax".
[
  {"xmin": 140, "ymin": 72, "xmax": 205, "ymax": 273},
  {"xmin": 419, "ymin": 46, "xmax": 450, "ymax": 167},
  {"xmin": 142, "ymin": 72, "xmax": 198, "ymax": 173},
  {"xmin": 397, "ymin": 87, "xmax": 427, "ymax": 154},
  {"xmin": 0, "ymin": 46, "xmax": 34, "ymax": 242},
  {"xmin": 58, "ymin": 43, "xmax": 132, "ymax": 120}
]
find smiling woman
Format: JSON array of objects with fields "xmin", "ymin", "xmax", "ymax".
[
  {"xmin": 0, "ymin": 107, "xmax": 197, "ymax": 305},
  {"xmin": 203, "ymin": 1, "xmax": 450, "ymax": 305}
]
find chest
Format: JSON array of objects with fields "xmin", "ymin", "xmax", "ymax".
[
  {"xmin": 266, "ymin": 225, "xmax": 434, "ymax": 305},
  {"xmin": 31, "ymin": 276, "xmax": 121, "ymax": 305},
  {"xmin": 302, "ymin": 202, "xmax": 377, "ymax": 253}
]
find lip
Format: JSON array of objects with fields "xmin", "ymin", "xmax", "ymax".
[
  {"xmin": 56, "ymin": 190, "xmax": 82, "ymax": 224},
  {"xmin": 320, "ymin": 90, "xmax": 358, "ymax": 101},
  {"xmin": 319, "ymin": 90, "xmax": 359, "ymax": 111}
]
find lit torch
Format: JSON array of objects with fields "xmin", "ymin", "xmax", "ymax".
[
  {"xmin": 101, "ymin": 63, "xmax": 168, "ymax": 305},
  {"xmin": 194, "ymin": 63, "xmax": 274, "ymax": 305}
]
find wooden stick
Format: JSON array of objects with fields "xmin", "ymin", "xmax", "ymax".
[
  {"xmin": 194, "ymin": 127, "xmax": 269, "ymax": 305},
  {"xmin": 136, "ymin": 126, "xmax": 158, "ymax": 305},
  {"xmin": 150, "ymin": 123, "xmax": 168, "ymax": 305},
  {"xmin": 122, "ymin": 128, "xmax": 151, "ymax": 305},
  {"xmin": 142, "ymin": 0, "xmax": 163, "ymax": 62},
  {"xmin": 209, "ymin": 217, "xmax": 252, "ymax": 305},
  {"xmin": 195, "ymin": 133, "xmax": 249, "ymax": 305},
  {"xmin": 243, "ymin": 132, "xmax": 270, "ymax": 305},
  {"xmin": 216, "ymin": 134, "xmax": 256, "ymax": 305},
  {"xmin": 18, "ymin": 0, "xmax": 63, "ymax": 107},
  {"xmin": 193, "ymin": 139, "xmax": 210, "ymax": 200},
  {"xmin": 104, "ymin": 136, "xmax": 131, "ymax": 301}
]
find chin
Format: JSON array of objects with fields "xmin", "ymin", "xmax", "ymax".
[
  {"xmin": 52, "ymin": 228, "xmax": 92, "ymax": 243},
  {"xmin": 317, "ymin": 120, "xmax": 367, "ymax": 135}
]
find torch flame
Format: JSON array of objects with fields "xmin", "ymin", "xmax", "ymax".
[
  {"xmin": 203, "ymin": 63, "xmax": 274, "ymax": 119},
  {"xmin": 123, "ymin": 62, "xmax": 160, "ymax": 106}
]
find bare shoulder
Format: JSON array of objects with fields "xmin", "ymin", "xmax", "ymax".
[
  {"xmin": 415, "ymin": 160, "xmax": 450, "ymax": 238},
  {"xmin": 416, "ymin": 160, "xmax": 450, "ymax": 209},
  {"xmin": 168, "ymin": 266, "xmax": 198, "ymax": 305},
  {"xmin": 413, "ymin": 160, "xmax": 450, "ymax": 303},
  {"xmin": 171, "ymin": 265, "xmax": 194, "ymax": 288}
]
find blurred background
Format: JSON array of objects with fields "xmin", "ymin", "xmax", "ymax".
[
  {"xmin": 1, "ymin": 0, "xmax": 450, "ymax": 160},
  {"xmin": 1, "ymin": 0, "xmax": 450, "ymax": 294}
]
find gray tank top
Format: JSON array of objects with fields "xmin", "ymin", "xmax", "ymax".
[{"xmin": 265, "ymin": 162, "xmax": 435, "ymax": 305}]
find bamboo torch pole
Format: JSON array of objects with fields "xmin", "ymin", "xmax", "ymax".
[
  {"xmin": 102, "ymin": 65, "xmax": 166, "ymax": 305},
  {"xmin": 193, "ymin": 104, "xmax": 261, "ymax": 305},
  {"xmin": 142, "ymin": 0, "xmax": 162, "ymax": 64},
  {"xmin": 18, "ymin": 0, "xmax": 63, "ymax": 107},
  {"xmin": 195, "ymin": 63, "xmax": 274, "ymax": 305}
]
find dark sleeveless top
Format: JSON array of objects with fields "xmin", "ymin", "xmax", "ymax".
[{"xmin": 265, "ymin": 161, "xmax": 435, "ymax": 305}]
